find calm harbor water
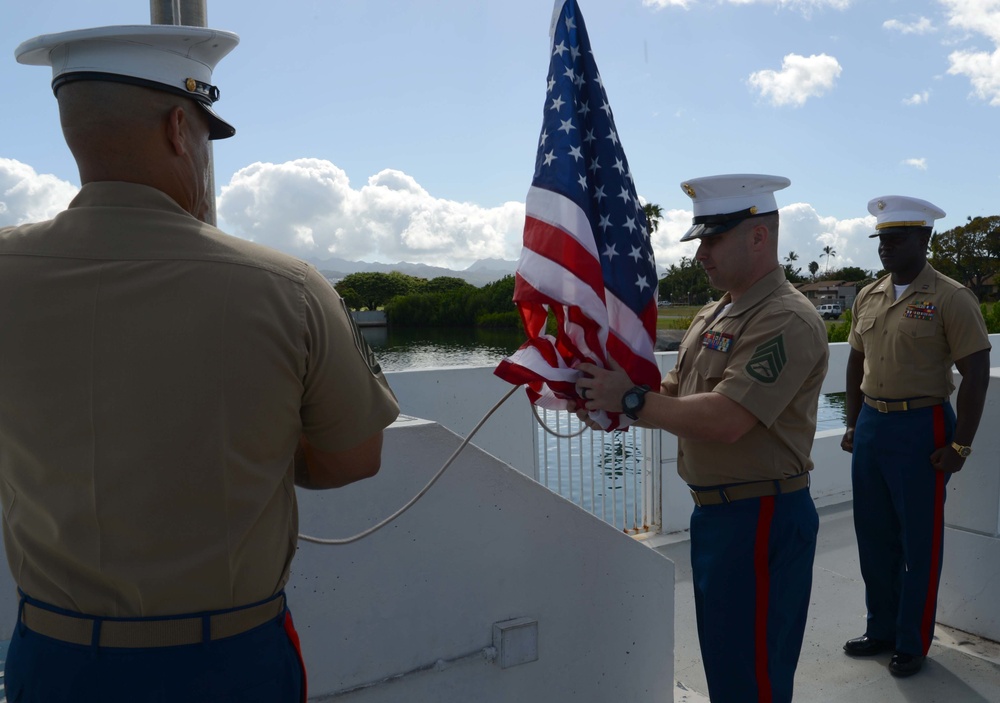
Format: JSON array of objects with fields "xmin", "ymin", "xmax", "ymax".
[{"xmin": 361, "ymin": 326, "xmax": 525, "ymax": 372}]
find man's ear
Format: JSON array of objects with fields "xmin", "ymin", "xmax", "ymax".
[
  {"xmin": 165, "ymin": 105, "xmax": 188, "ymax": 156},
  {"xmin": 750, "ymin": 223, "xmax": 770, "ymax": 249}
]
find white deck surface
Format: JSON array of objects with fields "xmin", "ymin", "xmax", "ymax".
[{"xmin": 654, "ymin": 501, "xmax": 1000, "ymax": 703}]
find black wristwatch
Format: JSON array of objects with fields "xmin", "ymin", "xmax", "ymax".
[{"xmin": 622, "ymin": 385, "xmax": 650, "ymax": 420}]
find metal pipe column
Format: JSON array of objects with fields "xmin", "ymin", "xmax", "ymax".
[{"xmin": 149, "ymin": 0, "xmax": 217, "ymax": 225}]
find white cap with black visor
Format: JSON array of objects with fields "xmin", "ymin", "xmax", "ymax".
[
  {"xmin": 679, "ymin": 174, "xmax": 791, "ymax": 242},
  {"xmin": 15, "ymin": 24, "xmax": 239, "ymax": 140}
]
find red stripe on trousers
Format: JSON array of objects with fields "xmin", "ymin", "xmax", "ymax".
[
  {"xmin": 284, "ymin": 611, "xmax": 308, "ymax": 703},
  {"xmin": 754, "ymin": 496, "xmax": 776, "ymax": 703},
  {"xmin": 921, "ymin": 405, "xmax": 947, "ymax": 654}
]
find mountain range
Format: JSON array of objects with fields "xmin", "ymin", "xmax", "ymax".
[
  {"xmin": 308, "ymin": 256, "xmax": 519, "ymax": 287},
  {"xmin": 308, "ymin": 256, "xmax": 669, "ymax": 288}
]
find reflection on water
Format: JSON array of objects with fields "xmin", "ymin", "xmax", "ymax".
[
  {"xmin": 818, "ymin": 392, "xmax": 847, "ymax": 431},
  {"xmin": 536, "ymin": 411, "xmax": 648, "ymax": 533},
  {"xmin": 361, "ymin": 326, "xmax": 526, "ymax": 373}
]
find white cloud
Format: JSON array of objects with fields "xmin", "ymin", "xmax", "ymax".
[
  {"xmin": 948, "ymin": 47, "xmax": 1000, "ymax": 104},
  {"xmin": 903, "ymin": 157, "xmax": 929, "ymax": 170},
  {"xmin": 902, "ymin": 90, "xmax": 931, "ymax": 105},
  {"xmin": 760, "ymin": 0, "xmax": 853, "ymax": 9},
  {"xmin": 941, "ymin": 0, "xmax": 1000, "ymax": 44},
  {"xmin": 1, "ymin": 155, "xmax": 888, "ymax": 277},
  {"xmin": 650, "ymin": 203, "xmax": 882, "ymax": 275},
  {"xmin": 217, "ymin": 158, "xmax": 525, "ymax": 269},
  {"xmin": 939, "ymin": 0, "xmax": 1000, "ymax": 104},
  {"xmin": 642, "ymin": 0, "xmax": 692, "ymax": 9},
  {"xmin": 649, "ymin": 208, "xmax": 701, "ymax": 268},
  {"xmin": 883, "ymin": 17, "xmax": 935, "ymax": 34},
  {"xmin": 0, "ymin": 158, "xmax": 78, "ymax": 227},
  {"xmin": 748, "ymin": 54, "xmax": 843, "ymax": 107},
  {"xmin": 643, "ymin": 0, "xmax": 852, "ymax": 10},
  {"xmin": 778, "ymin": 203, "xmax": 881, "ymax": 273}
]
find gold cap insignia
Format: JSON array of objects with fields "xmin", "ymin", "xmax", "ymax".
[
  {"xmin": 750, "ymin": 206, "xmax": 758, "ymax": 215},
  {"xmin": 682, "ymin": 183, "xmax": 696, "ymax": 198},
  {"xmin": 877, "ymin": 200, "xmax": 886, "ymax": 210},
  {"xmin": 185, "ymin": 77, "xmax": 197, "ymax": 92}
]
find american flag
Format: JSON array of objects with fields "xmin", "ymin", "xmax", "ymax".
[{"xmin": 494, "ymin": 0, "xmax": 660, "ymax": 431}]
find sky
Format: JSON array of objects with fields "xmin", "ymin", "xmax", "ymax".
[{"xmin": 2, "ymin": 0, "xmax": 1000, "ymax": 277}]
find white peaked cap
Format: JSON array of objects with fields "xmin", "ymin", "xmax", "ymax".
[
  {"xmin": 15, "ymin": 24, "xmax": 239, "ymax": 140},
  {"xmin": 679, "ymin": 174, "xmax": 791, "ymax": 242},
  {"xmin": 867, "ymin": 195, "xmax": 945, "ymax": 237}
]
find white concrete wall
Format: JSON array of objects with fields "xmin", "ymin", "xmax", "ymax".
[
  {"xmin": 350, "ymin": 311, "xmax": 387, "ymax": 327},
  {"xmin": 938, "ymin": 366, "xmax": 1000, "ymax": 642},
  {"xmin": 941, "ymin": 366, "xmax": 1000, "ymax": 537},
  {"xmin": 291, "ymin": 418, "xmax": 675, "ymax": 701},
  {"xmin": 0, "ymin": 418, "xmax": 676, "ymax": 702},
  {"xmin": 385, "ymin": 367, "xmax": 538, "ymax": 481}
]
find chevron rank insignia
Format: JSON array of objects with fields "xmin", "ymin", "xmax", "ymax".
[{"xmin": 745, "ymin": 335, "xmax": 787, "ymax": 384}]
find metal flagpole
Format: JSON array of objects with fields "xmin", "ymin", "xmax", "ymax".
[{"xmin": 150, "ymin": 0, "xmax": 217, "ymax": 225}]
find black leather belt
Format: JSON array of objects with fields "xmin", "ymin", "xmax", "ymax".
[
  {"xmin": 863, "ymin": 395, "xmax": 945, "ymax": 413},
  {"xmin": 20, "ymin": 593, "xmax": 285, "ymax": 648},
  {"xmin": 690, "ymin": 473, "xmax": 810, "ymax": 507}
]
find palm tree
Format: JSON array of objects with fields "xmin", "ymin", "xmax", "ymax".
[
  {"xmin": 821, "ymin": 245, "xmax": 837, "ymax": 274},
  {"xmin": 808, "ymin": 261, "xmax": 820, "ymax": 280},
  {"xmin": 643, "ymin": 203, "xmax": 663, "ymax": 234},
  {"xmin": 782, "ymin": 251, "xmax": 802, "ymax": 282}
]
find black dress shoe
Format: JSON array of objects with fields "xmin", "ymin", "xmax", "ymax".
[
  {"xmin": 843, "ymin": 635, "xmax": 895, "ymax": 656},
  {"xmin": 889, "ymin": 652, "xmax": 925, "ymax": 677}
]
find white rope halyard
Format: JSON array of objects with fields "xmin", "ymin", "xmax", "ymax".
[{"xmin": 298, "ymin": 384, "xmax": 521, "ymax": 545}]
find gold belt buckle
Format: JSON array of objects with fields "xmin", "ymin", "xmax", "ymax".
[{"xmin": 876, "ymin": 400, "xmax": 889, "ymax": 413}]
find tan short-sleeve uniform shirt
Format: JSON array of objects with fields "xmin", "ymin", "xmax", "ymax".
[
  {"xmin": 848, "ymin": 264, "xmax": 991, "ymax": 399},
  {"xmin": 0, "ymin": 182, "xmax": 399, "ymax": 617},
  {"xmin": 664, "ymin": 268, "xmax": 829, "ymax": 486}
]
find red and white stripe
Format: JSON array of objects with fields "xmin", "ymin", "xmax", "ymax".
[{"xmin": 495, "ymin": 186, "xmax": 659, "ymax": 431}]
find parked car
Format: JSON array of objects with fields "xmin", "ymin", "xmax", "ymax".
[{"xmin": 817, "ymin": 303, "xmax": 842, "ymax": 320}]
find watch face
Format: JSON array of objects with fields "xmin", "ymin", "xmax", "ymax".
[{"xmin": 623, "ymin": 386, "xmax": 648, "ymax": 419}]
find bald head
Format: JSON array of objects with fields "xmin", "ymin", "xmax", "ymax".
[
  {"xmin": 57, "ymin": 80, "xmax": 214, "ymax": 219},
  {"xmin": 58, "ymin": 82, "xmax": 179, "ymax": 177}
]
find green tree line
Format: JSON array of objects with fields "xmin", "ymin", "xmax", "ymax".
[
  {"xmin": 334, "ymin": 272, "xmax": 520, "ymax": 328},
  {"xmin": 930, "ymin": 215, "xmax": 1000, "ymax": 301}
]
